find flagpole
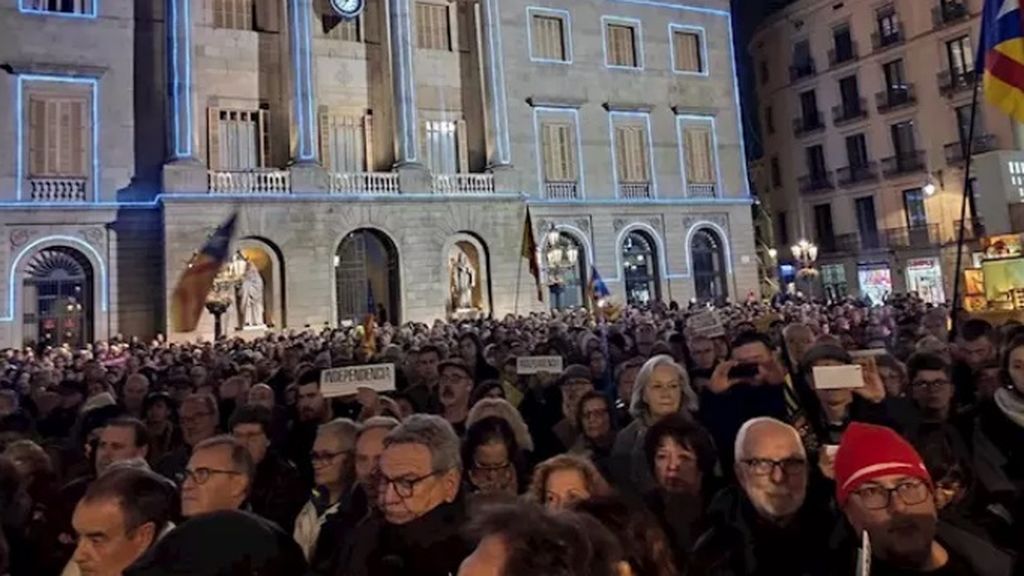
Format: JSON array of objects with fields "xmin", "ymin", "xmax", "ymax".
[
  {"xmin": 514, "ymin": 207, "xmax": 525, "ymax": 316},
  {"xmin": 949, "ymin": 73, "xmax": 982, "ymax": 342}
]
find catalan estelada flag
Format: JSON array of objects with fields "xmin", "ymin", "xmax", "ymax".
[
  {"xmin": 521, "ymin": 207, "xmax": 543, "ymax": 301},
  {"xmin": 170, "ymin": 212, "xmax": 237, "ymax": 332},
  {"xmin": 590, "ymin": 266, "xmax": 611, "ymax": 300},
  {"xmin": 981, "ymin": 0, "xmax": 1024, "ymax": 122}
]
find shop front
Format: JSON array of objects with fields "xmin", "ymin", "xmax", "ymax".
[
  {"xmin": 905, "ymin": 258, "xmax": 945, "ymax": 304},
  {"xmin": 858, "ymin": 262, "xmax": 892, "ymax": 306}
]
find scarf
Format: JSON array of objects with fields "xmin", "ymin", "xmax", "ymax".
[{"xmin": 994, "ymin": 388, "xmax": 1024, "ymax": 429}]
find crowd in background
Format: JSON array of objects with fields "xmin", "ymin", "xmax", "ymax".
[{"xmin": 0, "ymin": 293, "xmax": 1023, "ymax": 575}]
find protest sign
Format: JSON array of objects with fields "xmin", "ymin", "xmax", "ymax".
[
  {"xmin": 516, "ymin": 356, "xmax": 564, "ymax": 375},
  {"xmin": 688, "ymin": 309, "xmax": 726, "ymax": 339},
  {"xmin": 320, "ymin": 363, "xmax": 395, "ymax": 398}
]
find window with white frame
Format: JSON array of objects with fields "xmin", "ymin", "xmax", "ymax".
[
  {"xmin": 531, "ymin": 13, "xmax": 568, "ymax": 62},
  {"xmin": 208, "ymin": 108, "xmax": 269, "ymax": 170},
  {"xmin": 22, "ymin": 0, "xmax": 93, "ymax": 15},
  {"xmin": 540, "ymin": 121, "xmax": 578, "ymax": 198},
  {"xmin": 422, "ymin": 120, "xmax": 461, "ymax": 174},
  {"xmin": 28, "ymin": 95, "xmax": 89, "ymax": 178},
  {"xmin": 322, "ymin": 14, "xmax": 360, "ymax": 41},
  {"xmin": 673, "ymin": 29, "xmax": 704, "ymax": 73},
  {"xmin": 681, "ymin": 122, "xmax": 717, "ymax": 196},
  {"xmin": 606, "ymin": 21, "xmax": 639, "ymax": 68},
  {"xmin": 416, "ymin": 2, "xmax": 451, "ymax": 50},
  {"xmin": 320, "ymin": 112, "xmax": 371, "ymax": 173},
  {"xmin": 614, "ymin": 121, "xmax": 651, "ymax": 199},
  {"xmin": 213, "ymin": 0, "xmax": 253, "ymax": 30}
]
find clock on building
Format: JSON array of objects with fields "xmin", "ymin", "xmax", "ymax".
[{"xmin": 330, "ymin": 0, "xmax": 365, "ymax": 18}]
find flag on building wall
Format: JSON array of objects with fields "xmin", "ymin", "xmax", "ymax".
[
  {"xmin": 980, "ymin": 0, "xmax": 1024, "ymax": 122},
  {"xmin": 170, "ymin": 212, "xmax": 238, "ymax": 332},
  {"xmin": 521, "ymin": 208, "xmax": 543, "ymax": 301},
  {"xmin": 590, "ymin": 266, "xmax": 611, "ymax": 300}
]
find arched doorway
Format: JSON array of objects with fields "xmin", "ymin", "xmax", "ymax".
[
  {"xmin": 543, "ymin": 230, "xmax": 587, "ymax": 310},
  {"xmin": 691, "ymin": 228, "xmax": 729, "ymax": 303},
  {"xmin": 444, "ymin": 233, "xmax": 492, "ymax": 318},
  {"xmin": 622, "ymin": 230, "xmax": 660, "ymax": 306},
  {"xmin": 235, "ymin": 238, "xmax": 285, "ymax": 329},
  {"xmin": 335, "ymin": 229, "xmax": 400, "ymax": 325},
  {"xmin": 22, "ymin": 247, "xmax": 94, "ymax": 348}
]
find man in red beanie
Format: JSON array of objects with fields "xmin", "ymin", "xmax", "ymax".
[{"xmin": 835, "ymin": 422, "xmax": 1012, "ymax": 576}]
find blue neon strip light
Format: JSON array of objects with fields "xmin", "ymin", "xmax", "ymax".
[
  {"xmin": 3, "ymin": 234, "xmax": 109, "ymax": 321},
  {"xmin": 302, "ymin": 0, "xmax": 316, "ymax": 161},
  {"xmin": 485, "ymin": 0, "xmax": 511, "ymax": 164}
]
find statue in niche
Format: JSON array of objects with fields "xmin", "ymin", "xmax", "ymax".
[
  {"xmin": 239, "ymin": 258, "xmax": 265, "ymax": 328},
  {"xmin": 451, "ymin": 250, "xmax": 477, "ymax": 311}
]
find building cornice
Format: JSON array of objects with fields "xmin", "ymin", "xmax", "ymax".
[{"xmin": 3, "ymin": 62, "xmax": 107, "ymax": 79}]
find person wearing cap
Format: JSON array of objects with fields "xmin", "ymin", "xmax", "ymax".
[
  {"xmin": 550, "ymin": 365, "xmax": 595, "ymax": 453},
  {"xmin": 438, "ymin": 358, "xmax": 474, "ymax": 436},
  {"xmin": 833, "ymin": 422, "xmax": 1012, "ymax": 576}
]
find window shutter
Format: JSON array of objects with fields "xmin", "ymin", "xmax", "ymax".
[
  {"xmin": 207, "ymin": 108, "xmax": 222, "ymax": 169},
  {"xmin": 614, "ymin": 126, "xmax": 628, "ymax": 181},
  {"xmin": 675, "ymin": 32, "xmax": 702, "ymax": 72},
  {"xmin": 254, "ymin": 0, "xmax": 278, "ymax": 32},
  {"xmin": 258, "ymin": 109, "xmax": 270, "ymax": 168},
  {"xmin": 419, "ymin": 120, "xmax": 429, "ymax": 169},
  {"xmin": 563, "ymin": 124, "xmax": 577, "ymax": 180},
  {"xmin": 457, "ymin": 119, "xmax": 468, "ymax": 173},
  {"xmin": 363, "ymin": 112, "xmax": 374, "ymax": 171},
  {"xmin": 541, "ymin": 123, "xmax": 555, "ymax": 181},
  {"xmin": 29, "ymin": 98, "xmax": 46, "ymax": 176},
  {"xmin": 70, "ymin": 100, "xmax": 86, "ymax": 176},
  {"xmin": 319, "ymin": 110, "xmax": 331, "ymax": 170}
]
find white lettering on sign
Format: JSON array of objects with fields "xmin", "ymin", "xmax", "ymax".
[
  {"xmin": 321, "ymin": 364, "xmax": 396, "ymax": 398},
  {"xmin": 516, "ymin": 356, "xmax": 564, "ymax": 375}
]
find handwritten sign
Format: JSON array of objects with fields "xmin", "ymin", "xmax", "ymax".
[
  {"xmin": 320, "ymin": 364, "xmax": 395, "ymax": 398},
  {"xmin": 516, "ymin": 356, "xmax": 564, "ymax": 375},
  {"xmin": 688, "ymin": 309, "xmax": 726, "ymax": 339}
]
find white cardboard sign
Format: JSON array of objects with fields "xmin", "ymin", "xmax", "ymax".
[
  {"xmin": 321, "ymin": 363, "xmax": 396, "ymax": 398},
  {"xmin": 516, "ymin": 356, "xmax": 564, "ymax": 375},
  {"xmin": 812, "ymin": 365, "xmax": 865, "ymax": 390}
]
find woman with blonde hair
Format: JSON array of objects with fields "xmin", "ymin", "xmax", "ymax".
[{"xmin": 527, "ymin": 453, "xmax": 611, "ymax": 511}]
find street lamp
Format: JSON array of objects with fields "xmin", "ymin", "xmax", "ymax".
[
  {"xmin": 544, "ymin": 225, "xmax": 580, "ymax": 309},
  {"xmin": 791, "ymin": 239, "xmax": 819, "ymax": 298},
  {"xmin": 187, "ymin": 250, "xmax": 247, "ymax": 340},
  {"xmin": 767, "ymin": 248, "xmax": 778, "ymax": 261}
]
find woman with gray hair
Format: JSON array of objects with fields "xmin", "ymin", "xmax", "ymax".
[
  {"xmin": 609, "ymin": 355, "xmax": 698, "ymax": 495},
  {"xmin": 466, "ymin": 398, "xmax": 534, "ymax": 454}
]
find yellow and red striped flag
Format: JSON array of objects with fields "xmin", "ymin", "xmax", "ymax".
[
  {"xmin": 170, "ymin": 212, "xmax": 238, "ymax": 332},
  {"xmin": 981, "ymin": 0, "xmax": 1024, "ymax": 122},
  {"xmin": 521, "ymin": 207, "xmax": 543, "ymax": 301}
]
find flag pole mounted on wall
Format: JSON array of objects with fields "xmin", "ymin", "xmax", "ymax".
[{"xmin": 951, "ymin": 0, "xmax": 1023, "ymax": 340}]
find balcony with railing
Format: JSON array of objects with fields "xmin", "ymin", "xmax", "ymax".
[
  {"xmin": 884, "ymin": 224, "xmax": 942, "ymax": 249},
  {"xmin": 328, "ymin": 172, "xmax": 400, "ymax": 195},
  {"xmin": 618, "ymin": 181, "xmax": 653, "ymax": 199},
  {"xmin": 687, "ymin": 182, "xmax": 717, "ymax": 198},
  {"xmin": 832, "ymin": 99, "xmax": 868, "ymax": 126},
  {"xmin": 819, "ymin": 233, "xmax": 860, "ymax": 254},
  {"xmin": 945, "ymin": 134, "xmax": 998, "ymax": 165},
  {"xmin": 872, "ymin": 25, "xmax": 905, "ymax": 51},
  {"xmin": 953, "ymin": 218, "xmax": 986, "ymax": 241},
  {"xmin": 793, "ymin": 113, "xmax": 826, "ymax": 137},
  {"xmin": 938, "ymin": 69, "xmax": 977, "ymax": 96},
  {"xmin": 28, "ymin": 177, "xmax": 88, "ymax": 202},
  {"xmin": 836, "ymin": 162, "xmax": 879, "ymax": 186},
  {"xmin": 881, "ymin": 151, "xmax": 926, "ymax": 177},
  {"xmin": 207, "ymin": 170, "xmax": 291, "ymax": 194},
  {"xmin": 432, "ymin": 173, "xmax": 495, "ymax": 195},
  {"xmin": 933, "ymin": 1, "xmax": 968, "ymax": 28},
  {"xmin": 789, "ymin": 60, "xmax": 817, "ymax": 82},
  {"xmin": 544, "ymin": 181, "xmax": 580, "ymax": 200},
  {"xmin": 798, "ymin": 172, "xmax": 834, "ymax": 195},
  {"xmin": 875, "ymin": 85, "xmax": 916, "ymax": 113},
  {"xmin": 828, "ymin": 43, "xmax": 858, "ymax": 68}
]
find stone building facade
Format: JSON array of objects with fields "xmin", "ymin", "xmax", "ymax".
[{"xmin": 0, "ymin": 0, "xmax": 756, "ymax": 347}]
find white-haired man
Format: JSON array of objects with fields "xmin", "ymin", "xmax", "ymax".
[{"xmin": 688, "ymin": 417, "xmax": 837, "ymax": 576}]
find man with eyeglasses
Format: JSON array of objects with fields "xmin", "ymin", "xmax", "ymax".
[
  {"xmin": 689, "ymin": 417, "xmax": 836, "ymax": 576},
  {"xmin": 834, "ymin": 422, "xmax": 1012, "ymax": 576},
  {"xmin": 155, "ymin": 393, "xmax": 220, "ymax": 482},
  {"xmin": 340, "ymin": 414, "xmax": 470, "ymax": 576},
  {"xmin": 180, "ymin": 435, "xmax": 253, "ymax": 519},
  {"xmin": 438, "ymin": 359, "xmax": 475, "ymax": 436}
]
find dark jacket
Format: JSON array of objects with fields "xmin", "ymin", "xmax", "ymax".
[
  {"xmin": 645, "ymin": 489, "xmax": 710, "ymax": 570},
  {"xmin": 339, "ymin": 497, "xmax": 471, "ymax": 576},
  {"xmin": 698, "ymin": 384, "xmax": 788, "ymax": 470},
  {"xmin": 688, "ymin": 486, "xmax": 838, "ymax": 576},
  {"xmin": 309, "ymin": 485, "xmax": 370, "ymax": 575},
  {"xmin": 249, "ymin": 452, "xmax": 308, "ymax": 534}
]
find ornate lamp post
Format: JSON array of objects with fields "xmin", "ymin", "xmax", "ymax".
[
  {"xmin": 544, "ymin": 225, "xmax": 579, "ymax": 310},
  {"xmin": 791, "ymin": 239, "xmax": 819, "ymax": 298},
  {"xmin": 188, "ymin": 250, "xmax": 246, "ymax": 340}
]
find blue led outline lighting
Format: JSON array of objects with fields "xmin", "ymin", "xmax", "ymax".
[
  {"xmin": 16, "ymin": 75, "xmax": 100, "ymax": 203},
  {"xmin": 485, "ymin": 0, "xmax": 511, "ymax": 165},
  {"xmin": 3, "ymin": 234, "xmax": 109, "ymax": 322},
  {"xmin": 668, "ymin": 23, "xmax": 709, "ymax": 77},
  {"xmin": 289, "ymin": 0, "xmax": 308, "ymax": 160},
  {"xmin": 725, "ymin": 14, "xmax": 751, "ymax": 197},
  {"xmin": 525, "ymin": 6, "xmax": 573, "ymax": 65},
  {"xmin": 605, "ymin": 0, "xmax": 729, "ymax": 18},
  {"xmin": 395, "ymin": 0, "xmax": 418, "ymax": 163},
  {"xmin": 531, "ymin": 106, "xmax": 585, "ymax": 200},
  {"xmin": 183, "ymin": 0, "xmax": 193, "ymax": 157},
  {"xmin": 528, "ymin": 197, "xmax": 752, "ymax": 206},
  {"xmin": 302, "ymin": 0, "xmax": 317, "ymax": 161},
  {"xmin": 608, "ymin": 110, "xmax": 657, "ymax": 200},
  {"xmin": 170, "ymin": 0, "xmax": 181, "ymax": 156},
  {"xmin": 683, "ymin": 219, "xmax": 733, "ymax": 277},
  {"xmin": 169, "ymin": 0, "xmax": 194, "ymax": 158},
  {"xmin": 601, "ymin": 15, "xmax": 644, "ymax": 71},
  {"xmin": 677, "ymin": 114, "xmax": 722, "ymax": 198},
  {"xmin": 606, "ymin": 221, "xmax": 679, "ymax": 284},
  {"xmin": 18, "ymin": 0, "xmax": 97, "ymax": 18}
]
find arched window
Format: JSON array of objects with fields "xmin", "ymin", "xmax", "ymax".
[
  {"xmin": 335, "ymin": 229, "xmax": 400, "ymax": 325},
  {"xmin": 622, "ymin": 230, "xmax": 660, "ymax": 306},
  {"xmin": 22, "ymin": 247, "xmax": 93, "ymax": 348},
  {"xmin": 691, "ymin": 228, "xmax": 728, "ymax": 303}
]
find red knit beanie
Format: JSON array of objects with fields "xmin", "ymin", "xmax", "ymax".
[{"xmin": 834, "ymin": 422, "xmax": 932, "ymax": 506}]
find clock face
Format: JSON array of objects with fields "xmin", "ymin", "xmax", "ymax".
[{"xmin": 331, "ymin": 0, "xmax": 364, "ymax": 18}]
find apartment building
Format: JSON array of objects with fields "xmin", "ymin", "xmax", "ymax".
[
  {"xmin": 0, "ymin": 0, "xmax": 756, "ymax": 346},
  {"xmin": 750, "ymin": 0, "xmax": 1010, "ymax": 303}
]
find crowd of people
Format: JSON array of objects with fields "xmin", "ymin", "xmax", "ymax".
[{"xmin": 1, "ymin": 294, "xmax": 1023, "ymax": 575}]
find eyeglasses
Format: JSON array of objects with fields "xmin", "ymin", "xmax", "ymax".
[
  {"xmin": 180, "ymin": 412, "xmax": 213, "ymax": 426},
  {"xmin": 851, "ymin": 479, "xmax": 931, "ymax": 510},
  {"xmin": 311, "ymin": 450, "xmax": 350, "ymax": 463},
  {"xmin": 179, "ymin": 467, "xmax": 241, "ymax": 485},
  {"xmin": 468, "ymin": 462, "xmax": 512, "ymax": 482},
  {"xmin": 376, "ymin": 469, "xmax": 445, "ymax": 498},
  {"xmin": 741, "ymin": 458, "xmax": 807, "ymax": 477},
  {"xmin": 910, "ymin": 379, "xmax": 950, "ymax": 391}
]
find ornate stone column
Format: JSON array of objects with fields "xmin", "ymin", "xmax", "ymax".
[
  {"xmin": 289, "ymin": 0, "xmax": 319, "ymax": 164},
  {"xmin": 479, "ymin": 0, "xmax": 512, "ymax": 169}
]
